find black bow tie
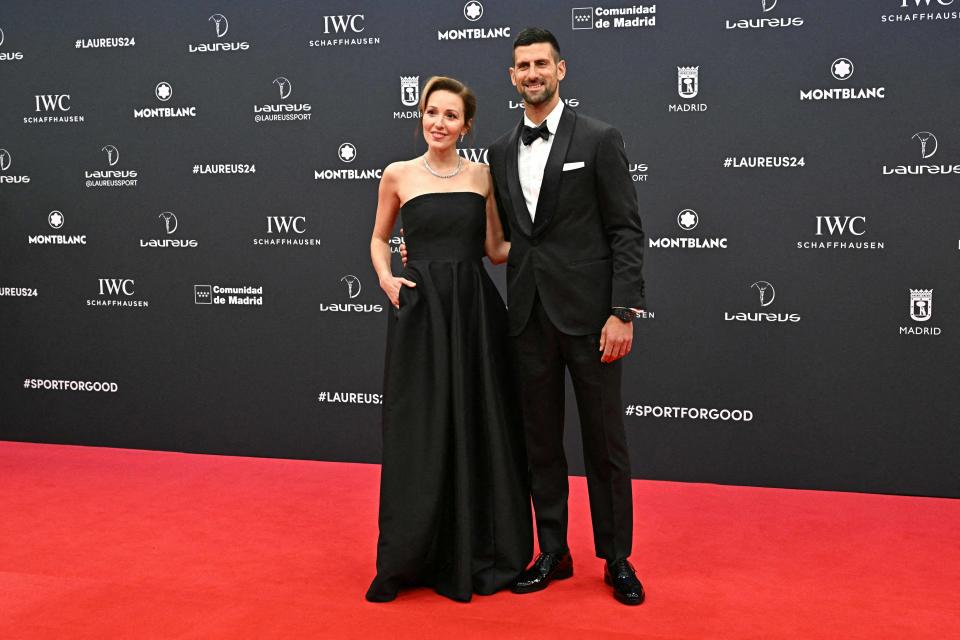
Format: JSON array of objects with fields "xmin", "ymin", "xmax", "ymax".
[{"xmin": 521, "ymin": 121, "xmax": 550, "ymax": 146}]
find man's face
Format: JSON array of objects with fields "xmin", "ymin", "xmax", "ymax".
[{"xmin": 510, "ymin": 42, "xmax": 566, "ymax": 106}]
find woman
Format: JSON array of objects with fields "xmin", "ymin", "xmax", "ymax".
[{"xmin": 366, "ymin": 76, "xmax": 532, "ymax": 603}]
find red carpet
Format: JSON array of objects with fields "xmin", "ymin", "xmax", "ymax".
[{"xmin": 0, "ymin": 441, "xmax": 957, "ymax": 639}]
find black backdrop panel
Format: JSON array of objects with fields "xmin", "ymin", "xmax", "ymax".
[{"xmin": 2, "ymin": 1, "xmax": 958, "ymax": 497}]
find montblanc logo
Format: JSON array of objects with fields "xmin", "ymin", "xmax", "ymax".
[
  {"xmin": 134, "ymin": 82, "xmax": 197, "ymax": 119},
  {"xmin": 194, "ymin": 283, "xmax": 264, "ymax": 306},
  {"xmin": 254, "ymin": 215, "xmax": 321, "ymax": 247},
  {"xmin": 438, "ymin": 2, "xmax": 511, "ymax": 41},
  {"xmin": 314, "ymin": 143, "xmax": 382, "ymax": 181},
  {"xmin": 26, "ymin": 94, "xmax": 85, "ymax": 125},
  {"xmin": 882, "ymin": 0, "xmax": 959, "ymax": 24},
  {"xmin": 140, "ymin": 211, "xmax": 198, "ymax": 248},
  {"xmin": 900, "ymin": 288, "xmax": 941, "ymax": 336},
  {"xmin": 649, "ymin": 209, "xmax": 728, "ymax": 249},
  {"xmin": 88, "ymin": 278, "xmax": 148, "ymax": 308},
  {"xmin": 254, "ymin": 76, "xmax": 312, "ymax": 124},
  {"xmin": 85, "ymin": 144, "xmax": 138, "ymax": 188},
  {"xmin": 725, "ymin": 0, "xmax": 804, "ymax": 30},
  {"xmin": 0, "ymin": 148, "xmax": 30, "ymax": 184},
  {"xmin": 188, "ymin": 13, "xmax": 250, "ymax": 53},
  {"xmin": 882, "ymin": 131, "xmax": 960, "ymax": 176},
  {"xmin": 798, "ymin": 216, "xmax": 885, "ymax": 250},
  {"xmin": 724, "ymin": 280, "xmax": 801, "ymax": 323},
  {"xmin": 319, "ymin": 275, "xmax": 384, "ymax": 313},
  {"xmin": 28, "ymin": 210, "xmax": 86, "ymax": 246},
  {"xmin": 309, "ymin": 14, "xmax": 381, "ymax": 48},
  {"xmin": 0, "ymin": 26, "xmax": 25, "ymax": 61},
  {"xmin": 669, "ymin": 67, "xmax": 707, "ymax": 112},
  {"xmin": 570, "ymin": 5, "xmax": 657, "ymax": 30},
  {"xmin": 394, "ymin": 76, "xmax": 421, "ymax": 119},
  {"xmin": 800, "ymin": 57, "xmax": 886, "ymax": 101}
]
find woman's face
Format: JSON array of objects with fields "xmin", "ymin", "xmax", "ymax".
[{"xmin": 422, "ymin": 89, "xmax": 469, "ymax": 152}]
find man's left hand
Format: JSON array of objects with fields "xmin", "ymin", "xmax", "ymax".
[{"xmin": 599, "ymin": 315, "xmax": 633, "ymax": 363}]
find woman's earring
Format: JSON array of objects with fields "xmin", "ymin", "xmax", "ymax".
[{"xmin": 460, "ymin": 133, "xmax": 465, "ymax": 143}]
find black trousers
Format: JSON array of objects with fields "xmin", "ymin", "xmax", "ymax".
[{"xmin": 511, "ymin": 294, "xmax": 633, "ymax": 562}]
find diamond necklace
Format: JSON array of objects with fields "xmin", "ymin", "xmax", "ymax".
[{"xmin": 423, "ymin": 155, "xmax": 462, "ymax": 179}]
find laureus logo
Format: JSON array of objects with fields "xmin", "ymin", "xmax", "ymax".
[
  {"xmin": 209, "ymin": 13, "xmax": 229, "ymax": 38},
  {"xmin": 751, "ymin": 281, "xmax": 775, "ymax": 307},
  {"xmin": 273, "ymin": 76, "xmax": 292, "ymax": 100},
  {"xmin": 0, "ymin": 148, "xmax": 10, "ymax": 171},
  {"xmin": 912, "ymin": 131, "xmax": 938, "ymax": 159},
  {"xmin": 341, "ymin": 275, "xmax": 361, "ymax": 298},
  {"xmin": 101, "ymin": 145, "xmax": 119, "ymax": 166},
  {"xmin": 159, "ymin": 211, "xmax": 178, "ymax": 234},
  {"xmin": 0, "ymin": 26, "xmax": 4, "ymax": 47},
  {"xmin": 762, "ymin": 0, "xmax": 778, "ymax": 11}
]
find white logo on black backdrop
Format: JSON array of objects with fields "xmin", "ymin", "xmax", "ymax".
[
  {"xmin": 135, "ymin": 82, "xmax": 197, "ymax": 119},
  {"xmin": 438, "ymin": 2, "xmax": 510, "ymax": 40},
  {"xmin": 140, "ymin": 211, "xmax": 198, "ymax": 248},
  {"xmin": 570, "ymin": 5, "xmax": 657, "ymax": 30},
  {"xmin": 510, "ymin": 97, "xmax": 580, "ymax": 110},
  {"xmin": 395, "ymin": 76, "xmax": 421, "ymax": 119},
  {"xmin": 457, "ymin": 148, "xmax": 489, "ymax": 164},
  {"xmin": 798, "ymin": 216, "xmax": 884, "ymax": 250},
  {"xmin": 0, "ymin": 286, "xmax": 37, "ymax": 297},
  {"xmin": 801, "ymin": 58, "xmax": 886, "ymax": 101},
  {"xmin": 254, "ymin": 76, "xmax": 312, "ymax": 123},
  {"xmin": 194, "ymin": 284, "xmax": 264, "ymax": 306},
  {"xmin": 28, "ymin": 211, "xmax": 86, "ymax": 246},
  {"xmin": 883, "ymin": 131, "xmax": 960, "ymax": 175},
  {"xmin": 89, "ymin": 278, "xmax": 148, "ymax": 308},
  {"xmin": 319, "ymin": 275, "xmax": 384, "ymax": 313},
  {"xmin": 189, "ymin": 13, "xmax": 250, "ymax": 53},
  {"xmin": 630, "ymin": 162, "xmax": 649, "ymax": 183},
  {"xmin": 74, "ymin": 34, "xmax": 135, "ymax": 49},
  {"xmin": 900, "ymin": 289, "xmax": 941, "ymax": 335},
  {"xmin": 0, "ymin": 26, "xmax": 25, "ymax": 61},
  {"xmin": 254, "ymin": 215, "xmax": 321, "ymax": 247},
  {"xmin": 724, "ymin": 281, "xmax": 801, "ymax": 323},
  {"xmin": 726, "ymin": 0, "xmax": 804, "ymax": 30},
  {"xmin": 310, "ymin": 14, "xmax": 380, "ymax": 47},
  {"xmin": 649, "ymin": 209, "xmax": 728, "ymax": 249},
  {"xmin": 26, "ymin": 94, "xmax": 84, "ymax": 125},
  {"xmin": 882, "ymin": 0, "xmax": 959, "ymax": 24},
  {"xmin": 0, "ymin": 148, "xmax": 30, "ymax": 184},
  {"xmin": 669, "ymin": 67, "xmax": 707, "ymax": 112},
  {"xmin": 85, "ymin": 144, "xmax": 138, "ymax": 188},
  {"xmin": 315, "ymin": 143, "xmax": 382, "ymax": 181}
]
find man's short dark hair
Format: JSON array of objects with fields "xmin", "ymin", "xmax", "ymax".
[{"xmin": 513, "ymin": 27, "xmax": 561, "ymax": 63}]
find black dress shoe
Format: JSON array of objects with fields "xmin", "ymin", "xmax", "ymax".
[
  {"xmin": 511, "ymin": 551, "xmax": 573, "ymax": 593},
  {"xmin": 604, "ymin": 559, "xmax": 645, "ymax": 605}
]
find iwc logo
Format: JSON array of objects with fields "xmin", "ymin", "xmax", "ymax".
[
  {"xmin": 310, "ymin": 13, "xmax": 380, "ymax": 48},
  {"xmin": 882, "ymin": 0, "xmax": 960, "ymax": 24},
  {"xmin": 254, "ymin": 215, "xmax": 321, "ymax": 247}
]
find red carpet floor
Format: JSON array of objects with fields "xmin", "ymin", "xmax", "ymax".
[{"xmin": 0, "ymin": 442, "xmax": 958, "ymax": 639}]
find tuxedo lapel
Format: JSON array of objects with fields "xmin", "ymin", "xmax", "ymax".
[
  {"xmin": 504, "ymin": 120, "xmax": 534, "ymax": 237},
  {"xmin": 532, "ymin": 106, "xmax": 576, "ymax": 238}
]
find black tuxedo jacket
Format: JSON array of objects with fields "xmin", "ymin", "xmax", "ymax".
[{"xmin": 488, "ymin": 107, "xmax": 646, "ymax": 336}]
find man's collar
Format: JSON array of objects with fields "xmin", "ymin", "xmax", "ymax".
[{"xmin": 523, "ymin": 98, "xmax": 565, "ymax": 134}]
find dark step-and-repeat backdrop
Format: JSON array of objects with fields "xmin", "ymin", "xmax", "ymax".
[{"xmin": 1, "ymin": 1, "xmax": 958, "ymax": 497}]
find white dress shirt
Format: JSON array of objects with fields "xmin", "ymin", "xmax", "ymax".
[{"xmin": 517, "ymin": 99, "xmax": 565, "ymax": 221}]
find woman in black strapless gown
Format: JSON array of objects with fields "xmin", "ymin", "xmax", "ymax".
[{"xmin": 366, "ymin": 77, "xmax": 532, "ymax": 602}]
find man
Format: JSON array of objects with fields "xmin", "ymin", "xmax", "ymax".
[{"xmin": 487, "ymin": 27, "xmax": 646, "ymax": 605}]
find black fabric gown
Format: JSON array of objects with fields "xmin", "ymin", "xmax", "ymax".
[{"xmin": 366, "ymin": 191, "xmax": 532, "ymax": 603}]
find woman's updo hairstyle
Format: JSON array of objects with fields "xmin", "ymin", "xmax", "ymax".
[{"xmin": 419, "ymin": 76, "xmax": 477, "ymax": 129}]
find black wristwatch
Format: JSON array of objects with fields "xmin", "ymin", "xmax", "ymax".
[{"xmin": 611, "ymin": 308, "xmax": 634, "ymax": 323}]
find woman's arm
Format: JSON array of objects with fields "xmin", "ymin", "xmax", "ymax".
[
  {"xmin": 483, "ymin": 168, "xmax": 510, "ymax": 265},
  {"xmin": 371, "ymin": 163, "xmax": 416, "ymax": 307}
]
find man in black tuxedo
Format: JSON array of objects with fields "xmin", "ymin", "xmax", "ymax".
[{"xmin": 487, "ymin": 28, "xmax": 646, "ymax": 605}]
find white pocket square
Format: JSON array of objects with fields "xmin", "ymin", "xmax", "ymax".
[{"xmin": 562, "ymin": 161, "xmax": 585, "ymax": 171}]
